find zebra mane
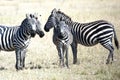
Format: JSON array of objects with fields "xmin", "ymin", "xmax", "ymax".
[
  {"xmin": 57, "ymin": 10, "xmax": 72, "ymax": 21},
  {"xmin": 20, "ymin": 18, "xmax": 27, "ymax": 27}
]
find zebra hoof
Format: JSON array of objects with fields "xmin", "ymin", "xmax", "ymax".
[
  {"xmin": 66, "ymin": 65, "xmax": 69, "ymax": 69},
  {"xmin": 16, "ymin": 66, "xmax": 23, "ymax": 70},
  {"xmin": 73, "ymin": 60, "xmax": 77, "ymax": 64},
  {"xmin": 106, "ymin": 59, "xmax": 110, "ymax": 64},
  {"xmin": 59, "ymin": 64, "xmax": 65, "ymax": 68}
]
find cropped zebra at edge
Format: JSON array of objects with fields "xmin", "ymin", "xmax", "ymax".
[
  {"xmin": 44, "ymin": 8, "xmax": 119, "ymax": 64},
  {"xmin": 0, "ymin": 14, "xmax": 44, "ymax": 70},
  {"xmin": 53, "ymin": 20, "xmax": 73, "ymax": 68}
]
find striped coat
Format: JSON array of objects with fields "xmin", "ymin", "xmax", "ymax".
[{"xmin": 44, "ymin": 8, "xmax": 119, "ymax": 64}]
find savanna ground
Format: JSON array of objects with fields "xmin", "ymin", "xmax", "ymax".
[{"xmin": 0, "ymin": 0, "xmax": 120, "ymax": 80}]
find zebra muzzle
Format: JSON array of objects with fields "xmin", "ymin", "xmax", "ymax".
[
  {"xmin": 39, "ymin": 31, "xmax": 45, "ymax": 38},
  {"xmin": 58, "ymin": 34, "xmax": 64, "ymax": 39},
  {"xmin": 44, "ymin": 28, "xmax": 49, "ymax": 32},
  {"xmin": 30, "ymin": 31, "xmax": 36, "ymax": 37}
]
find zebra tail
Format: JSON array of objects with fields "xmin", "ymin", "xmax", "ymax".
[{"xmin": 114, "ymin": 30, "xmax": 119, "ymax": 49}]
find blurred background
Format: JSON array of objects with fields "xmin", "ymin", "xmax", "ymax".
[{"xmin": 0, "ymin": 0, "xmax": 120, "ymax": 80}]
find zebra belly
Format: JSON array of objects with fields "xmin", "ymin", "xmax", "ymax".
[
  {"xmin": 0, "ymin": 42, "xmax": 15, "ymax": 51},
  {"xmin": 77, "ymin": 38, "xmax": 98, "ymax": 46},
  {"xmin": 75, "ymin": 33, "xmax": 99, "ymax": 46},
  {"xmin": 0, "ymin": 47, "xmax": 15, "ymax": 51}
]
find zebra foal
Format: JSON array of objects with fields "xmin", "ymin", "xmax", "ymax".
[
  {"xmin": 0, "ymin": 14, "xmax": 44, "ymax": 70},
  {"xmin": 53, "ymin": 20, "xmax": 73, "ymax": 68},
  {"xmin": 44, "ymin": 8, "xmax": 119, "ymax": 64}
]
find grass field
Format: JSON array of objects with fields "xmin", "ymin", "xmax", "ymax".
[{"xmin": 0, "ymin": 0, "xmax": 120, "ymax": 80}]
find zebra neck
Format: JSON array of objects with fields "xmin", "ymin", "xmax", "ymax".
[
  {"xmin": 65, "ymin": 20, "xmax": 72, "ymax": 25},
  {"xmin": 65, "ymin": 21, "xmax": 73, "ymax": 28},
  {"xmin": 19, "ymin": 25, "xmax": 30, "ymax": 39},
  {"xmin": 62, "ymin": 32, "xmax": 68, "ymax": 39},
  {"xmin": 67, "ymin": 21, "xmax": 81, "ymax": 28}
]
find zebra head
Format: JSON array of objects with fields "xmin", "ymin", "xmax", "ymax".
[
  {"xmin": 44, "ymin": 8, "xmax": 71, "ymax": 32},
  {"xmin": 44, "ymin": 8, "xmax": 58, "ymax": 32},
  {"xmin": 30, "ymin": 14, "xmax": 45, "ymax": 38},
  {"xmin": 55, "ymin": 21, "xmax": 69, "ymax": 39},
  {"xmin": 24, "ymin": 14, "xmax": 38, "ymax": 37}
]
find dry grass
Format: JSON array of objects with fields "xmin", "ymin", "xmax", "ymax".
[{"xmin": 0, "ymin": 0, "xmax": 120, "ymax": 80}]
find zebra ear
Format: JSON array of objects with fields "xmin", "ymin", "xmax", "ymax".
[
  {"xmin": 52, "ymin": 8, "xmax": 57, "ymax": 15},
  {"xmin": 30, "ymin": 14, "xmax": 33, "ymax": 18},
  {"xmin": 26, "ymin": 14, "xmax": 31, "ymax": 19},
  {"xmin": 33, "ymin": 13, "xmax": 39, "ymax": 19}
]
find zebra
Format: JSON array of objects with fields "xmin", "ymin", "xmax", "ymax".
[
  {"xmin": 44, "ymin": 8, "xmax": 119, "ymax": 64},
  {"xmin": 53, "ymin": 20, "xmax": 73, "ymax": 68},
  {"xmin": 0, "ymin": 14, "xmax": 44, "ymax": 70}
]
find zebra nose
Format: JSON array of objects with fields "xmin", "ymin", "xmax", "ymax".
[
  {"xmin": 39, "ymin": 31, "xmax": 45, "ymax": 38},
  {"xmin": 44, "ymin": 27, "xmax": 49, "ymax": 32}
]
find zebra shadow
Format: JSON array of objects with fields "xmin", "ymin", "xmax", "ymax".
[
  {"xmin": 0, "ymin": 66, "xmax": 7, "ymax": 71},
  {"xmin": 25, "ymin": 62, "xmax": 42, "ymax": 70}
]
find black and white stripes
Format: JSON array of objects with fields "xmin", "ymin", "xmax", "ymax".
[
  {"xmin": 0, "ymin": 26, "xmax": 17, "ymax": 51},
  {"xmin": 44, "ymin": 8, "xmax": 119, "ymax": 65},
  {"xmin": 53, "ymin": 21, "xmax": 73, "ymax": 67},
  {"xmin": 71, "ymin": 20, "xmax": 114, "ymax": 46},
  {"xmin": 0, "ymin": 14, "xmax": 44, "ymax": 70}
]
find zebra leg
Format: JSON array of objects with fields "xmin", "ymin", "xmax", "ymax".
[
  {"xmin": 106, "ymin": 46, "xmax": 114, "ymax": 64},
  {"xmin": 106, "ymin": 49, "xmax": 114, "ymax": 64},
  {"xmin": 65, "ymin": 46, "xmax": 69, "ymax": 68},
  {"xmin": 71, "ymin": 41, "xmax": 78, "ymax": 64},
  {"xmin": 101, "ymin": 41, "xmax": 114, "ymax": 64},
  {"xmin": 57, "ymin": 43, "xmax": 64, "ymax": 67},
  {"xmin": 23, "ymin": 49, "xmax": 26, "ymax": 68},
  {"xmin": 15, "ymin": 49, "xmax": 22, "ymax": 70},
  {"xmin": 20, "ymin": 49, "xmax": 26, "ymax": 68},
  {"xmin": 61, "ymin": 47, "xmax": 65, "ymax": 67},
  {"xmin": 57, "ymin": 46, "xmax": 61, "ymax": 66}
]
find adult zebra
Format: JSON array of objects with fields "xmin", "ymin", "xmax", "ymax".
[
  {"xmin": 44, "ymin": 8, "xmax": 119, "ymax": 64},
  {"xmin": 53, "ymin": 21, "xmax": 73, "ymax": 68},
  {"xmin": 0, "ymin": 14, "xmax": 44, "ymax": 70}
]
